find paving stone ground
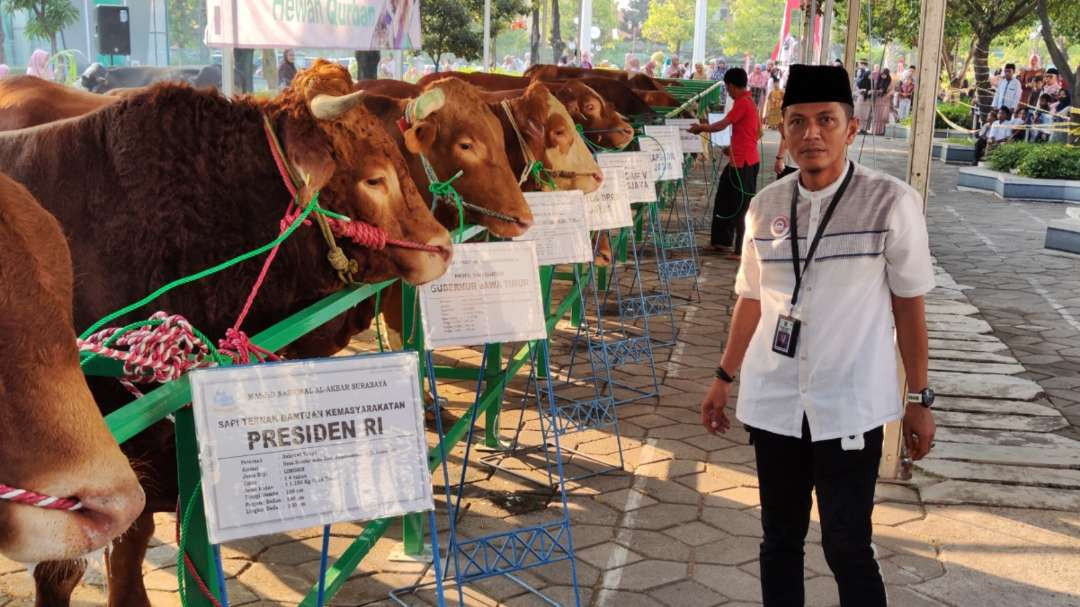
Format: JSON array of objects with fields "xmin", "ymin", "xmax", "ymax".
[{"xmin": 2, "ymin": 134, "xmax": 1079, "ymax": 606}]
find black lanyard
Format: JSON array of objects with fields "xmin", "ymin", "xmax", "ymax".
[{"xmin": 789, "ymin": 162, "xmax": 855, "ymax": 308}]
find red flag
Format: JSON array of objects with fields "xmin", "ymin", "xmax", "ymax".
[{"xmin": 772, "ymin": 0, "xmax": 802, "ymax": 61}]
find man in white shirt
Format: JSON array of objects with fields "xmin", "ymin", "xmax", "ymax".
[
  {"xmin": 700, "ymin": 64, "xmax": 936, "ymax": 607},
  {"xmin": 991, "ymin": 63, "xmax": 1021, "ymax": 113}
]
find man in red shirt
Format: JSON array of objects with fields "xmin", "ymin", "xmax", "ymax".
[{"xmin": 689, "ymin": 67, "xmax": 761, "ymax": 259}]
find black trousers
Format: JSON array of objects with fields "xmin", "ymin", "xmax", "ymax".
[
  {"xmin": 751, "ymin": 418, "xmax": 886, "ymax": 607},
  {"xmin": 712, "ymin": 162, "xmax": 759, "ymax": 252}
]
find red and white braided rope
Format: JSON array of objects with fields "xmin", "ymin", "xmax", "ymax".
[
  {"xmin": 77, "ymin": 312, "xmax": 215, "ymax": 397},
  {"xmin": 0, "ymin": 483, "xmax": 82, "ymax": 511}
]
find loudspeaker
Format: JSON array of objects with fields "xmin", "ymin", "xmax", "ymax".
[{"xmin": 96, "ymin": 6, "xmax": 131, "ymax": 56}]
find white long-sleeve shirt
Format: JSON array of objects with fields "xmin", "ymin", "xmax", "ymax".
[{"xmin": 992, "ymin": 77, "xmax": 1022, "ymax": 110}]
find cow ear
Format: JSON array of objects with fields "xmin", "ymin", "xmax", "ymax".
[
  {"xmin": 403, "ymin": 120, "xmax": 437, "ymax": 155},
  {"xmin": 280, "ymin": 119, "xmax": 335, "ymax": 202}
]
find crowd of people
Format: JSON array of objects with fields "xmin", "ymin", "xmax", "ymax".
[{"xmin": 975, "ymin": 54, "xmax": 1074, "ymax": 159}]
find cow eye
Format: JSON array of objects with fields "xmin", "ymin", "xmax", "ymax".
[
  {"xmin": 458, "ymin": 142, "xmax": 473, "ymax": 151},
  {"xmin": 364, "ymin": 176, "xmax": 385, "ymax": 187}
]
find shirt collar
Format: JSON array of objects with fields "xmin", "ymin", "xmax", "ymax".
[{"xmin": 797, "ymin": 161, "xmax": 853, "ymax": 201}]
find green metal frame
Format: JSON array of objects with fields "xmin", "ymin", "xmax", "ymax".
[{"xmin": 87, "ymin": 222, "xmax": 600, "ymax": 607}]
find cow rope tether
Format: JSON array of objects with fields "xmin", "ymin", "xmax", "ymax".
[
  {"xmin": 396, "ymin": 109, "xmax": 523, "ymax": 231},
  {"xmin": 0, "ymin": 484, "xmax": 82, "ymax": 512}
]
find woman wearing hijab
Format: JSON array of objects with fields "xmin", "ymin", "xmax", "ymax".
[
  {"xmin": 871, "ymin": 67, "xmax": 892, "ymax": 135},
  {"xmin": 748, "ymin": 64, "xmax": 769, "ymax": 116},
  {"xmin": 26, "ymin": 49, "xmax": 54, "ymax": 80},
  {"xmin": 896, "ymin": 68, "xmax": 916, "ymax": 121},
  {"xmin": 764, "ymin": 70, "xmax": 784, "ymax": 129}
]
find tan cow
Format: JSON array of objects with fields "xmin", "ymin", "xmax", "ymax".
[{"xmin": 0, "ymin": 173, "xmax": 144, "ymax": 564}]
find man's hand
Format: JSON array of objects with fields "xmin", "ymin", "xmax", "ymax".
[
  {"xmin": 688, "ymin": 123, "xmax": 709, "ymax": 135},
  {"xmin": 701, "ymin": 379, "xmax": 732, "ymax": 434},
  {"xmin": 902, "ymin": 404, "xmax": 935, "ymax": 460}
]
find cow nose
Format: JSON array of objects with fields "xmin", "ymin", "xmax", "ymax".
[{"xmin": 75, "ymin": 479, "xmax": 145, "ymax": 548}]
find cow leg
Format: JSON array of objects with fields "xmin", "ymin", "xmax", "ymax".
[
  {"xmin": 593, "ymin": 232, "xmax": 613, "ymax": 266},
  {"xmin": 33, "ymin": 559, "xmax": 86, "ymax": 607},
  {"xmin": 105, "ymin": 509, "xmax": 155, "ymax": 607},
  {"xmin": 380, "ymin": 282, "xmax": 406, "ymax": 348}
]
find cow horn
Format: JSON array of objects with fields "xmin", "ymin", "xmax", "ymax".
[
  {"xmin": 404, "ymin": 88, "xmax": 446, "ymax": 124},
  {"xmin": 309, "ymin": 90, "xmax": 367, "ymax": 121}
]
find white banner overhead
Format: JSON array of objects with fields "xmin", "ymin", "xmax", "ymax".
[{"xmin": 204, "ymin": 0, "xmax": 421, "ymax": 50}]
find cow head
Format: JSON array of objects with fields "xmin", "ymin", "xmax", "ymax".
[
  {"xmin": 80, "ymin": 63, "xmax": 108, "ymax": 93},
  {"xmin": 554, "ymin": 81, "xmax": 635, "ymax": 150},
  {"xmin": 274, "ymin": 61, "xmax": 451, "ymax": 285},
  {"xmin": 502, "ymin": 82, "xmax": 602, "ymax": 194},
  {"xmin": 0, "ymin": 176, "xmax": 144, "ymax": 563},
  {"xmin": 402, "ymin": 77, "xmax": 533, "ymax": 237}
]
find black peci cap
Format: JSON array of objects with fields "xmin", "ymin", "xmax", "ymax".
[{"xmin": 782, "ymin": 64, "xmax": 854, "ymax": 110}]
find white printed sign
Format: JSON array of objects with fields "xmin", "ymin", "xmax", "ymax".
[
  {"xmin": 584, "ymin": 170, "xmax": 633, "ymax": 231},
  {"xmin": 596, "ymin": 152, "xmax": 656, "ymax": 204},
  {"xmin": 665, "ymin": 118, "xmax": 705, "ymax": 154},
  {"xmin": 419, "ymin": 242, "xmax": 547, "ymax": 348},
  {"xmin": 515, "ymin": 191, "xmax": 592, "ymax": 266},
  {"xmin": 204, "ymin": 0, "xmax": 421, "ymax": 50},
  {"xmin": 641, "ymin": 125, "xmax": 684, "ymax": 181},
  {"xmin": 190, "ymin": 353, "xmax": 432, "ymax": 544},
  {"xmin": 708, "ymin": 113, "xmax": 733, "ymax": 147}
]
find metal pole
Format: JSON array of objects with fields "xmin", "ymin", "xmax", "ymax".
[
  {"xmin": 84, "ymin": 0, "xmax": 93, "ymax": 60},
  {"xmin": 843, "ymin": 0, "xmax": 860, "ymax": 71},
  {"xmin": 818, "ymin": 0, "xmax": 834, "ymax": 65},
  {"xmin": 579, "ymin": 0, "xmax": 592, "ymax": 64},
  {"xmin": 483, "ymin": 0, "xmax": 492, "ymax": 72},
  {"xmin": 222, "ymin": 48, "xmax": 235, "ymax": 96},
  {"xmin": 692, "ymin": 0, "xmax": 708, "ymax": 66},
  {"xmin": 801, "ymin": 0, "xmax": 817, "ymax": 64},
  {"xmin": 906, "ymin": 0, "xmax": 947, "ymax": 203},
  {"xmin": 878, "ymin": 0, "xmax": 948, "ymax": 483}
]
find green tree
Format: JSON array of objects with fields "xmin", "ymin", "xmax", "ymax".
[
  {"xmin": 167, "ymin": 0, "xmax": 207, "ymax": 55},
  {"xmin": 469, "ymin": 0, "xmax": 528, "ymax": 68},
  {"xmin": 952, "ymin": 0, "xmax": 1039, "ymax": 115},
  {"xmin": 718, "ymin": 0, "xmax": 786, "ymax": 61},
  {"xmin": 1036, "ymin": 0, "xmax": 1079, "ymax": 142},
  {"xmin": 422, "ymin": 0, "xmax": 482, "ymax": 69},
  {"xmin": 623, "ymin": 0, "xmax": 649, "ymax": 36},
  {"xmin": 2, "ymin": 0, "xmax": 78, "ymax": 55},
  {"xmin": 556, "ymin": 0, "xmax": 619, "ymax": 55},
  {"xmin": 551, "ymin": 0, "xmax": 565, "ymax": 62},
  {"xmin": 641, "ymin": 0, "xmax": 694, "ymax": 58}
]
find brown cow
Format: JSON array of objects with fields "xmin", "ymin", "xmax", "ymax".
[
  {"xmin": 307, "ymin": 63, "xmax": 532, "ymax": 238},
  {"xmin": 524, "ymin": 64, "xmax": 630, "ymax": 82},
  {"xmin": 0, "ymin": 173, "xmax": 144, "ymax": 565},
  {"xmin": 429, "ymin": 73, "xmax": 637, "ymax": 150},
  {"xmin": 0, "ymin": 76, "xmax": 117, "ymax": 131},
  {"xmin": 0, "ymin": 64, "xmax": 450, "ymax": 606}
]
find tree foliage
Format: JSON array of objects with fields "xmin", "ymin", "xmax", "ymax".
[
  {"xmin": 421, "ymin": 0, "xmax": 482, "ymax": 69},
  {"xmin": 167, "ymin": 0, "xmax": 207, "ymax": 53},
  {"xmin": 952, "ymin": 0, "xmax": 1039, "ymax": 115},
  {"xmin": 623, "ymin": 0, "xmax": 649, "ymax": 37},
  {"xmin": 2, "ymin": 0, "xmax": 78, "ymax": 55},
  {"xmin": 718, "ymin": 0, "xmax": 786, "ymax": 61},
  {"xmin": 641, "ymin": 0, "xmax": 695, "ymax": 57},
  {"xmin": 1037, "ymin": 0, "xmax": 1079, "ymax": 142}
]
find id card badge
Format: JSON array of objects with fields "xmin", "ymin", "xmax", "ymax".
[{"xmin": 771, "ymin": 313, "xmax": 801, "ymax": 357}]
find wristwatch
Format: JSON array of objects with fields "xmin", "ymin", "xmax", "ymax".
[
  {"xmin": 906, "ymin": 387, "xmax": 935, "ymax": 408},
  {"xmin": 715, "ymin": 366, "xmax": 735, "ymax": 383}
]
